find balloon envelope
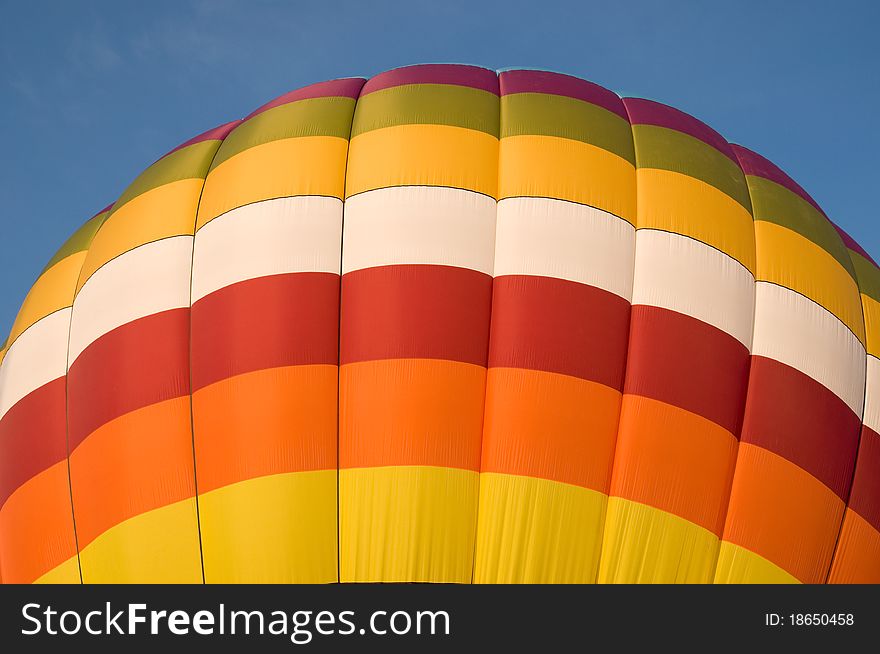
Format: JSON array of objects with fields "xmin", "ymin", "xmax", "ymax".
[{"xmin": 0, "ymin": 64, "xmax": 878, "ymax": 584}]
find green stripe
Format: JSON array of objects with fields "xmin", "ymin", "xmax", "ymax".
[
  {"xmin": 500, "ymin": 93, "xmax": 635, "ymax": 165},
  {"xmin": 113, "ymin": 140, "xmax": 219, "ymax": 213},
  {"xmin": 351, "ymin": 83, "xmax": 499, "ymax": 138},
  {"xmin": 40, "ymin": 210, "xmax": 109, "ymax": 274},
  {"xmin": 748, "ymin": 175, "xmax": 856, "ymax": 279},
  {"xmin": 849, "ymin": 250, "xmax": 880, "ymax": 302},
  {"xmin": 211, "ymin": 96, "xmax": 358, "ymax": 170},
  {"xmin": 632, "ymin": 125, "xmax": 752, "ymax": 211}
]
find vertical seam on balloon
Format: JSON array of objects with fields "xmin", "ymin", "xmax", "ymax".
[
  {"xmin": 468, "ymin": 73, "xmax": 501, "ymax": 584},
  {"xmin": 64, "ymin": 208, "xmax": 113, "ymax": 585},
  {"xmin": 0, "ymin": 347, "xmax": 3, "ymax": 583},
  {"xmin": 186, "ymin": 132, "xmax": 237, "ymax": 585},
  {"xmin": 337, "ymin": 100, "xmax": 352, "ymax": 585},
  {"xmin": 824, "ymin": 247, "xmax": 870, "ymax": 583},
  {"xmin": 591, "ymin": 95, "xmax": 639, "ymax": 583},
  {"xmin": 338, "ymin": 79, "xmax": 366, "ymax": 583},
  {"xmin": 0, "ymin": 345, "xmax": 3, "ymax": 583},
  {"xmin": 705, "ymin": 149, "xmax": 758, "ymax": 584},
  {"xmin": 336, "ymin": 201, "xmax": 343, "ymax": 585},
  {"xmin": 65, "ymin": 291, "xmax": 86, "ymax": 584}
]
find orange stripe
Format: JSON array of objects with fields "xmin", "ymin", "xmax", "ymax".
[
  {"xmin": 69, "ymin": 397, "xmax": 196, "ymax": 547},
  {"xmin": 339, "ymin": 358, "xmax": 485, "ymax": 470},
  {"xmin": 0, "ymin": 462, "xmax": 77, "ymax": 584},
  {"xmin": 610, "ymin": 394, "xmax": 738, "ymax": 534},
  {"xmin": 827, "ymin": 509, "xmax": 880, "ymax": 584},
  {"xmin": 193, "ymin": 365, "xmax": 338, "ymax": 493},
  {"xmin": 480, "ymin": 367, "xmax": 620, "ymax": 491},
  {"xmin": 722, "ymin": 442, "xmax": 844, "ymax": 583}
]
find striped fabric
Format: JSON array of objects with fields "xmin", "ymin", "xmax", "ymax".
[
  {"xmin": 339, "ymin": 66, "xmax": 498, "ymax": 582},
  {"xmin": 599, "ymin": 100, "xmax": 755, "ymax": 583},
  {"xmin": 713, "ymin": 147, "xmax": 866, "ymax": 583},
  {"xmin": 474, "ymin": 71, "xmax": 634, "ymax": 583},
  {"xmin": 0, "ymin": 64, "xmax": 877, "ymax": 584},
  {"xmin": 67, "ymin": 124, "xmax": 238, "ymax": 583},
  {"xmin": 192, "ymin": 78, "xmax": 362, "ymax": 583},
  {"xmin": 827, "ymin": 225, "xmax": 880, "ymax": 583},
  {"xmin": 0, "ymin": 208, "xmax": 108, "ymax": 583}
]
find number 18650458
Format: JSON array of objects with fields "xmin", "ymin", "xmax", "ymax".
[{"xmin": 765, "ymin": 613, "xmax": 854, "ymax": 627}]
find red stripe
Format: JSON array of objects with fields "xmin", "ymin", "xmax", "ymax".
[
  {"xmin": 192, "ymin": 272, "xmax": 339, "ymax": 390},
  {"xmin": 245, "ymin": 78, "xmax": 366, "ymax": 120},
  {"xmin": 499, "ymin": 69, "xmax": 628, "ymax": 120},
  {"xmin": 0, "ymin": 378, "xmax": 67, "ymax": 508},
  {"xmin": 361, "ymin": 64, "xmax": 499, "ymax": 96},
  {"xmin": 67, "ymin": 309, "xmax": 190, "ymax": 450},
  {"xmin": 834, "ymin": 222, "xmax": 878, "ymax": 268},
  {"xmin": 488, "ymin": 275, "xmax": 630, "ymax": 390},
  {"xmin": 624, "ymin": 97, "xmax": 736, "ymax": 163},
  {"xmin": 741, "ymin": 355, "xmax": 860, "ymax": 499},
  {"xmin": 624, "ymin": 305, "xmax": 750, "ymax": 435},
  {"xmin": 159, "ymin": 121, "xmax": 240, "ymax": 162},
  {"xmin": 848, "ymin": 426, "xmax": 880, "ymax": 532},
  {"xmin": 732, "ymin": 144, "xmax": 827, "ymax": 219},
  {"xmin": 340, "ymin": 264, "xmax": 493, "ymax": 366}
]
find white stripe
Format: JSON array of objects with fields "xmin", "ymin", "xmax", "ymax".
[
  {"xmin": 68, "ymin": 237, "xmax": 193, "ymax": 363},
  {"xmin": 342, "ymin": 186, "xmax": 496, "ymax": 275},
  {"xmin": 493, "ymin": 196, "xmax": 634, "ymax": 300},
  {"xmin": 752, "ymin": 282, "xmax": 866, "ymax": 414},
  {"xmin": 862, "ymin": 354, "xmax": 880, "ymax": 434},
  {"xmin": 0, "ymin": 309, "xmax": 70, "ymax": 420},
  {"xmin": 631, "ymin": 230, "xmax": 755, "ymax": 347},
  {"xmin": 192, "ymin": 196, "xmax": 343, "ymax": 302}
]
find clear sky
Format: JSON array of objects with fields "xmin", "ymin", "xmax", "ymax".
[{"xmin": 1, "ymin": 0, "xmax": 878, "ymax": 336}]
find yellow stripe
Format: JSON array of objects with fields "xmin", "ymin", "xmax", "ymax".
[
  {"xmin": 597, "ymin": 496, "xmax": 720, "ymax": 583},
  {"xmin": 33, "ymin": 555, "xmax": 80, "ymax": 584},
  {"xmin": 345, "ymin": 124, "xmax": 499, "ymax": 199},
  {"xmin": 339, "ymin": 465, "xmax": 479, "ymax": 583},
  {"xmin": 77, "ymin": 178, "xmax": 203, "ymax": 293},
  {"xmin": 498, "ymin": 135, "xmax": 636, "ymax": 224},
  {"xmin": 637, "ymin": 168, "xmax": 756, "ymax": 273},
  {"xmin": 199, "ymin": 470, "xmax": 337, "ymax": 583},
  {"xmin": 78, "ymin": 498, "xmax": 202, "ymax": 583},
  {"xmin": 7, "ymin": 252, "xmax": 84, "ymax": 346},
  {"xmin": 197, "ymin": 136, "xmax": 349, "ymax": 230},
  {"xmin": 713, "ymin": 541, "xmax": 801, "ymax": 584},
  {"xmin": 861, "ymin": 293, "xmax": 880, "ymax": 357},
  {"xmin": 755, "ymin": 221, "xmax": 865, "ymax": 342},
  {"xmin": 473, "ymin": 472, "xmax": 608, "ymax": 583}
]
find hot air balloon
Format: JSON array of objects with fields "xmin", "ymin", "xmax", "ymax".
[{"xmin": 0, "ymin": 64, "xmax": 877, "ymax": 584}]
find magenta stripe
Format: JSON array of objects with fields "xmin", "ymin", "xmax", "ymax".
[
  {"xmin": 499, "ymin": 69, "xmax": 628, "ymax": 121},
  {"xmin": 160, "ymin": 121, "xmax": 241, "ymax": 161},
  {"xmin": 731, "ymin": 144, "xmax": 827, "ymax": 218},
  {"xmin": 245, "ymin": 77, "xmax": 366, "ymax": 120},
  {"xmin": 624, "ymin": 97, "xmax": 736, "ymax": 162},
  {"xmin": 833, "ymin": 222, "xmax": 878, "ymax": 268},
  {"xmin": 361, "ymin": 63, "xmax": 499, "ymax": 96}
]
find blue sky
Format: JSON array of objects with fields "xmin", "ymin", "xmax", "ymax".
[{"xmin": 1, "ymin": 0, "xmax": 878, "ymax": 336}]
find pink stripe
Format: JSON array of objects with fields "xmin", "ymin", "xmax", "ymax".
[
  {"xmin": 361, "ymin": 63, "xmax": 499, "ymax": 96},
  {"xmin": 245, "ymin": 77, "xmax": 366, "ymax": 120},
  {"xmin": 158, "ymin": 120, "xmax": 241, "ymax": 162},
  {"xmin": 499, "ymin": 69, "xmax": 628, "ymax": 121},
  {"xmin": 624, "ymin": 97, "xmax": 736, "ymax": 162},
  {"xmin": 731, "ymin": 144, "xmax": 827, "ymax": 218},
  {"xmin": 832, "ymin": 222, "xmax": 878, "ymax": 268}
]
